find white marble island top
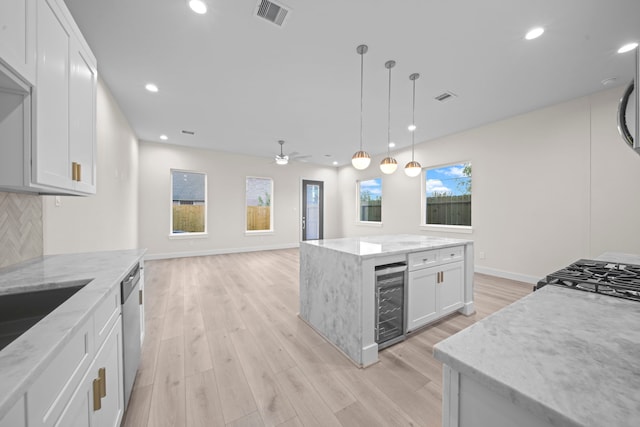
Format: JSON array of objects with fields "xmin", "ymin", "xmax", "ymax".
[
  {"xmin": 0, "ymin": 249, "xmax": 146, "ymax": 418},
  {"xmin": 303, "ymin": 234, "xmax": 472, "ymax": 258},
  {"xmin": 434, "ymin": 252, "xmax": 640, "ymax": 427}
]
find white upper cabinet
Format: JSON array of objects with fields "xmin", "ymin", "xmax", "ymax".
[
  {"xmin": 68, "ymin": 37, "xmax": 97, "ymax": 193},
  {"xmin": 0, "ymin": 0, "xmax": 96, "ymax": 195},
  {"xmin": 0, "ymin": 0, "xmax": 36, "ymax": 85},
  {"xmin": 32, "ymin": 0, "xmax": 72, "ymax": 190}
]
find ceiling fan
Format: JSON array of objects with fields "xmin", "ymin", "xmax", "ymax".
[{"xmin": 274, "ymin": 140, "xmax": 311, "ymax": 165}]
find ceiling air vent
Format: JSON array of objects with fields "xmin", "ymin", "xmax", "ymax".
[
  {"xmin": 435, "ymin": 91, "xmax": 457, "ymax": 102},
  {"xmin": 256, "ymin": 0, "xmax": 289, "ymax": 27}
]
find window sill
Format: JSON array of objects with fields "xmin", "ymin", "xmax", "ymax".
[
  {"xmin": 169, "ymin": 232, "xmax": 208, "ymax": 239},
  {"xmin": 245, "ymin": 230, "xmax": 274, "ymax": 236},
  {"xmin": 357, "ymin": 221, "xmax": 383, "ymax": 227},
  {"xmin": 419, "ymin": 224, "xmax": 473, "ymax": 234}
]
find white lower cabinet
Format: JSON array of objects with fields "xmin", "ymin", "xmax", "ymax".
[
  {"xmin": 407, "ymin": 247, "xmax": 465, "ymax": 333},
  {"xmin": 56, "ymin": 316, "xmax": 124, "ymax": 427}
]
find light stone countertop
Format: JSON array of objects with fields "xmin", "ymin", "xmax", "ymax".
[
  {"xmin": 433, "ymin": 252, "xmax": 640, "ymax": 427},
  {"xmin": 0, "ymin": 249, "xmax": 146, "ymax": 419},
  {"xmin": 302, "ymin": 234, "xmax": 472, "ymax": 258}
]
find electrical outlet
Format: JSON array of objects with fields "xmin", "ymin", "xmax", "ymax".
[
  {"xmin": 55, "ymin": 196, "xmax": 61, "ymax": 207},
  {"xmin": 479, "ymin": 251, "xmax": 486, "ymax": 260}
]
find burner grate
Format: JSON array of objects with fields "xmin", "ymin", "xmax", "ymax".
[{"xmin": 539, "ymin": 259, "xmax": 640, "ymax": 302}]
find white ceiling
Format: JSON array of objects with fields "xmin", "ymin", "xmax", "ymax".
[{"xmin": 63, "ymin": 0, "xmax": 640, "ymax": 167}]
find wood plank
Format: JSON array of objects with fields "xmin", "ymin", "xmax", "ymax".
[
  {"xmin": 185, "ymin": 370, "xmax": 226, "ymax": 427},
  {"xmin": 226, "ymin": 411, "xmax": 265, "ymax": 427},
  {"xmin": 147, "ymin": 336, "xmax": 185, "ymax": 427},
  {"xmin": 121, "ymin": 384, "xmax": 152, "ymax": 427},
  {"xmin": 230, "ymin": 328, "xmax": 297, "ymax": 427},
  {"xmin": 275, "ymin": 366, "xmax": 342, "ymax": 427},
  {"xmin": 207, "ymin": 329, "xmax": 258, "ymax": 424},
  {"xmin": 184, "ymin": 310, "xmax": 213, "ymax": 377}
]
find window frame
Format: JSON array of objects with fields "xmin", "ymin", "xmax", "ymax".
[
  {"xmin": 169, "ymin": 169, "xmax": 208, "ymax": 238},
  {"xmin": 420, "ymin": 161, "xmax": 473, "ymax": 234},
  {"xmin": 356, "ymin": 177, "xmax": 383, "ymax": 226},
  {"xmin": 245, "ymin": 176, "xmax": 274, "ymax": 234}
]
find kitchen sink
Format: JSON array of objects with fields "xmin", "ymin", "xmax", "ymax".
[{"xmin": 0, "ymin": 283, "xmax": 88, "ymax": 351}]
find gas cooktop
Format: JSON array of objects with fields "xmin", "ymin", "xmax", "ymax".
[{"xmin": 535, "ymin": 259, "xmax": 640, "ymax": 302}]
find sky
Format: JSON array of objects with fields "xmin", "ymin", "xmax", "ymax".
[
  {"xmin": 426, "ymin": 163, "xmax": 471, "ymax": 196},
  {"xmin": 360, "ymin": 178, "xmax": 382, "ymax": 200}
]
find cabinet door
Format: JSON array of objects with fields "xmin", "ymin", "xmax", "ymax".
[
  {"xmin": 438, "ymin": 261, "xmax": 465, "ymax": 316},
  {"xmin": 69, "ymin": 37, "xmax": 97, "ymax": 194},
  {"xmin": 33, "ymin": 0, "xmax": 71, "ymax": 190},
  {"xmin": 55, "ymin": 317, "xmax": 124, "ymax": 427},
  {"xmin": 407, "ymin": 267, "xmax": 438, "ymax": 332},
  {"xmin": 0, "ymin": 0, "xmax": 36, "ymax": 84},
  {"xmin": 0, "ymin": 395, "xmax": 26, "ymax": 427}
]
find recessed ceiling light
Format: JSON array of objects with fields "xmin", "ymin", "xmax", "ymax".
[
  {"xmin": 618, "ymin": 42, "xmax": 638, "ymax": 53},
  {"xmin": 388, "ymin": 142, "xmax": 396, "ymax": 148},
  {"xmin": 189, "ymin": 0, "xmax": 207, "ymax": 14},
  {"xmin": 160, "ymin": 134, "xmax": 168, "ymax": 140},
  {"xmin": 408, "ymin": 124, "xmax": 416, "ymax": 132},
  {"xmin": 332, "ymin": 161, "xmax": 338, "ymax": 166},
  {"xmin": 145, "ymin": 83, "xmax": 158, "ymax": 93},
  {"xmin": 525, "ymin": 27, "xmax": 544, "ymax": 40}
]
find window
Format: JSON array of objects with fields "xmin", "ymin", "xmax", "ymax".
[
  {"xmin": 358, "ymin": 177, "xmax": 382, "ymax": 223},
  {"xmin": 424, "ymin": 162, "xmax": 472, "ymax": 227},
  {"xmin": 171, "ymin": 170, "xmax": 207, "ymax": 234},
  {"xmin": 246, "ymin": 177, "xmax": 273, "ymax": 232}
]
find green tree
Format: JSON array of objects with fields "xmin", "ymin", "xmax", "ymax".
[{"xmin": 457, "ymin": 163, "xmax": 472, "ymax": 195}]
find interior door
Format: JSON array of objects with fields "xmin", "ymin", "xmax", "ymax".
[{"xmin": 302, "ymin": 180, "xmax": 323, "ymax": 241}]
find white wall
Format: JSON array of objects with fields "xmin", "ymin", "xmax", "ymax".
[
  {"xmin": 338, "ymin": 85, "xmax": 640, "ymax": 281},
  {"xmin": 138, "ymin": 141, "xmax": 339, "ymax": 259},
  {"xmin": 43, "ymin": 79, "xmax": 139, "ymax": 254}
]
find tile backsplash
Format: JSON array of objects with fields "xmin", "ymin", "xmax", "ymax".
[{"xmin": 0, "ymin": 191, "xmax": 43, "ymax": 269}]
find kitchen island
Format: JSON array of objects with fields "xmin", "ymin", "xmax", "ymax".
[
  {"xmin": 434, "ymin": 252, "xmax": 640, "ymax": 427},
  {"xmin": 300, "ymin": 234, "xmax": 474, "ymax": 366}
]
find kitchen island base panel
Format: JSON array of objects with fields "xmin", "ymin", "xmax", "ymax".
[
  {"xmin": 297, "ymin": 314, "xmax": 380, "ymax": 368},
  {"xmin": 443, "ymin": 366, "xmax": 558, "ymax": 427},
  {"xmin": 459, "ymin": 301, "xmax": 475, "ymax": 316},
  {"xmin": 299, "ymin": 243, "xmax": 371, "ymax": 365}
]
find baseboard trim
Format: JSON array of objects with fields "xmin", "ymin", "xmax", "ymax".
[
  {"xmin": 475, "ymin": 265, "xmax": 539, "ymax": 285},
  {"xmin": 144, "ymin": 242, "xmax": 300, "ymax": 261}
]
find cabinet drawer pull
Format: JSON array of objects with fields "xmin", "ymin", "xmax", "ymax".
[
  {"xmin": 93, "ymin": 378, "xmax": 102, "ymax": 411},
  {"xmin": 99, "ymin": 367, "xmax": 106, "ymax": 398},
  {"xmin": 139, "ymin": 289, "xmax": 143, "ymax": 305}
]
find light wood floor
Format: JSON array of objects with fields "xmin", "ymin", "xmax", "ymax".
[{"xmin": 122, "ymin": 249, "xmax": 532, "ymax": 427}]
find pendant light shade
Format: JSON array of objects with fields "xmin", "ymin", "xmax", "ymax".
[
  {"xmin": 352, "ymin": 150, "xmax": 371, "ymax": 170},
  {"xmin": 404, "ymin": 72, "xmax": 422, "ymax": 177},
  {"xmin": 380, "ymin": 60, "xmax": 397, "ymax": 174},
  {"xmin": 352, "ymin": 45, "xmax": 371, "ymax": 170}
]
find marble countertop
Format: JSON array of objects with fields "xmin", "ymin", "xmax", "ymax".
[
  {"xmin": 434, "ymin": 252, "xmax": 640, "ymax": 427},
  {"xmin": 302, "ymin": 234, "xmax": 472, "ymax": 258},
  {"xmin": 0, "ymin": 249, "xmax": 146, "ymax": 418}
]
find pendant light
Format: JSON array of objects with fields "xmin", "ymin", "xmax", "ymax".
[
  {"xmin": 405, "ymin": 73, "xmax": 422, "ymax": 177},
  {"xmin": 352, "ymin": 45, "xmax": 371, "ymax": 170},
  {"xmin": 380, "ymin": 60, "xmax": 398, "ymax": 174}
]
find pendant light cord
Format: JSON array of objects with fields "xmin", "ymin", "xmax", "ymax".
[
  {"xmin": 359, "ymin": 51, "xmax": 364, "ymax": 151},
  {"xmin": 387, "ymin": 64, "xmax": 392, "ymax": 157},
  {"xmin": 411, "ymin": 78, "xmax": 416, "ymax": 161}
]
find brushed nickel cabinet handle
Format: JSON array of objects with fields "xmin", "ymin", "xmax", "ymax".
[{"xmin": 139, "ymin": 289, "xmax": 143, "ymax": 305}]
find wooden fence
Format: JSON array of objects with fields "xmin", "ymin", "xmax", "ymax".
[
  {"xmin": 426, "ymin": 195, "xmax": 471, "ymax": 226},
  {"xmin": 247, "ymin": 206, "xmax": 271, "ymax": 231},
  {"xmin": 360, "ymin": 202, "xmax": 381, "ymax": 222},
  {"xmin": 172, "ymin": 205, "xmax": 205, "ymax": 233}
]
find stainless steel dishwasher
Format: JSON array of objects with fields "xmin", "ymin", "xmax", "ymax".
[{"xmin": 121, "ymin": 263, "xmax": 141, "ymax": 410}]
